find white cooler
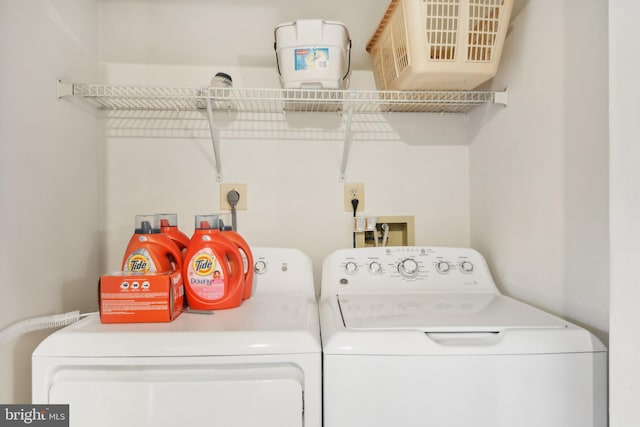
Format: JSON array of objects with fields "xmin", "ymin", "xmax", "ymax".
[{"xmin": 274, "ymin": 19, "xmax": 351, "ymax": 89}]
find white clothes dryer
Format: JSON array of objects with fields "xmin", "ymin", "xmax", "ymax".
[
  {"xmin": 33, "ymin": 247, "xmax": 321, "ymax": 427},
  {"xmin": 320, "ymin": 246, "xmax": 607, "ymax": 427}
]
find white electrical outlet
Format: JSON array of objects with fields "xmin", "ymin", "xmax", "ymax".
[
  {"xmin": 344, "ymin": 183, "xmax": 365, "ymax": 212},
  {"xmin": 220, "ymin": 183, "xmax": 248, "ymax": 210}
]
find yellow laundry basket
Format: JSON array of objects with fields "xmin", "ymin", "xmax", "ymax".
[{"xmin": 366, "ymin": 0, "xmax": 513, "ymax": 90}]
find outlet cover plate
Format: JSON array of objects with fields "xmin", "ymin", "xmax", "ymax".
[
  {"xmin": 220, "ymin": 183, "xmax": 247, "ymax": 210},
  {"xmin": 344, "ymin": 183, "xmax": 365, "ymax": 212}
]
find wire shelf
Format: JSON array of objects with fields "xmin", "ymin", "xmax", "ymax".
[
  {"xmin": 59, "ymin": 81, "xmax": 507, "ymax": 181},
  {"xmin": 69, "ymin": 84, "xmax": 503, "ymax": 114}
]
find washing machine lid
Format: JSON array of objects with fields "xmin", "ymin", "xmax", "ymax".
[
  {"xmin": 338, "ymin": 293, "xmax": 567, "ymax": 332},
  {"xmin": 34, "ymin": 294, "xmax": 320, "ymax": 357}
]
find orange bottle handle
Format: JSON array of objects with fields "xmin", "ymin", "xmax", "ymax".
[
  {"xmin": 161, "ymin": 226, "xmax": 190, "ymax": 251},
  {"xmin": 224, "ymin": 232, "xmax": 254, "ymax": 299},
  {"xmin": 156, "ymin": 236, "xmax": 183, "ymax": 272},
  {"xmin": 220, "ymin": 238, "xmax": 244, "ymax": 298},
  {"xmin": 239, "ymin": 244, "xmax": 254, "ymax": 299}
]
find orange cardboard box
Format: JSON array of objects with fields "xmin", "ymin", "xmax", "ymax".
[{"xmin": 99, "ymin": 270, "xmax": 184, "ymax": 323}]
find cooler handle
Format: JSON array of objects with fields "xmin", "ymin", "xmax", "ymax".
[
  {"xmin": 274, "ymin": 41, "xmax": 282, "ymax": 76},
  {"xmin": 343, "ymin": 39, "xmax": 352, "ymax": 81}
]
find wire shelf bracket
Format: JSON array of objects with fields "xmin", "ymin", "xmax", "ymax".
[
  {"xmin": 205, "ymin": 98, "xmax": 223, "ymax": 182},
  {"xmin": 340, "ymin": 92, "xmax": 356, "ymax": 182},
  {"xmin": 57, "ymin": 80, "xmax": 73, "ymax": 99}
]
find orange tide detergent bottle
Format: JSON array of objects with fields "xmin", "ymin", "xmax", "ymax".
[
  {"xmin": 158, "ymin": 213, "xmax": 190, "ymax": 255},
  {"xmin": 122, "ymin": 215, "xmax": 183, "ymax": 273},
  {"xmin": 217, "ymin": 216, "xmax": 255, "ymax": 300},
  {"xmin": 183, "ymin": 214, "xmax": 245, "ymax": 310}
]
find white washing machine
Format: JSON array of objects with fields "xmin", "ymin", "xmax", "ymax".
[
  {"xmin": 33, "ymin": 247, "xmax": 321, "ymax": 427},
  {"xmin": 320, "ymin": 246, "xmax": 607, "ymax": 427}
]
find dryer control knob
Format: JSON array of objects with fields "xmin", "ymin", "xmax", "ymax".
[
  {"xmin": 436, "ymin": 261, "xmax": 451, "ymax": 274},
  {"xmin": 344, "ymin": 261, "xmax": 358, "ymax": 275},
  {"xmin": 254, "ymin": 260, "xmax": 268, "ymax": 274},
  {"xmin": 460, "ymin": 261, "xmax": 474, "ymax": 274},
  {"xmin": 398, "ymin": 258, "xmax": 419, "ymax": 278}
]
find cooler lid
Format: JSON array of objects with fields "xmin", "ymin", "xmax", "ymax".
[
  {"xmin": 34, "ymin": 294, "xmax": 320, "ymax": 357},
  {"xmin": 338, "ymin": 293, "xmax": 567, "ymax": 332}
]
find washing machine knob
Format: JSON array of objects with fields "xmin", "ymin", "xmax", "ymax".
[
  {"xmin": 369, "ymin": 261, "xmax": 382, "ymax": 274},
  {"xmin": 344, "ymin": 261, "xmax": 358, "ymax": 275},
  {"xmin": 254, "ymin": 260, "xmax": 268, "ymax": 274},
  {"xmin": 398, "ymin": 258, "xmax": 419, "ymax": 278},
  {"xmin": 436, "ymin": 261, "xmax": 451, "ymax": 274},
  {"xmin": 460, "ymin": 261, "xmax": 474, "ymax": 274}
]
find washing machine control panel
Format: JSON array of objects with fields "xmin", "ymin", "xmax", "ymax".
[{"xmin": 328, "ymin": 247, "xmax": 498, "ymax": 295}]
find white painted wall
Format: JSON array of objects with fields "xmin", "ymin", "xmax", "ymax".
[
  {"xmin": 97, "ymin": 0, "xmax": 391, "ymax": 69},
  {"xmin": 98, "ymin": 64, "xmax": 472, "ymax": 287},
  {"xmin": 0, "ymin": 0, "xmax": 100, "ymax": 403},
  {"xmin": 97, "ymin": 0, "xmax": 475, "ymax": 287},
  {"xmin": 469, "ymin": 0, "xmax": 609, "ymax": 341},
  {"xmin": 609, "ymin": 2, "xmax": 640, "ymax": 425}
]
